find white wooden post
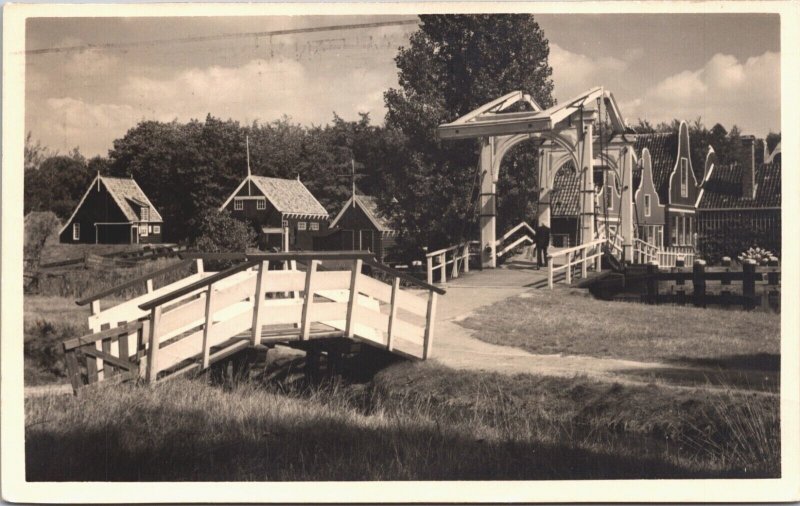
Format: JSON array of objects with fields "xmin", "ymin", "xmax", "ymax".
[
  {"xmin": 548, "ymin": 257, "xmax": 554, "ymax": 289},
  {"xmin": 345, "ymin": 259, "xmax": 363, "ymax": 338},
  {"xmin": 440, "ymin": 253, "xmax": 447, "ymax": 284},
  {"xmin": 426, "ymin": 257, "xmax": 434, "ymax": 285},
  {"xmin": 195, "ymin": 258, "xmax": 204, "ymax": 275},
  {"xmin": 201, "ymin": 285, "xmax": 214, "ymax": 369},
  {"xmin": 89, "ymin": 299, "xmax": 103, "ymax": 380},
  {"xmin": 565, "ymin": 253, "xmax": 572, "ymax": 285},
  {"xmin": 250, "ymin": 261, "xmax": 269, "ymax": 346},
  {"xmin": 479, "ymin": 138, "xmax": 497, "ymax": 268},
  {"xmin": 386, "ymin": 276, "xmax": 399, "ymax": 352},
  {"xmin": 300, "ymin": 260, "xmax": 319, "ymax": 341},
  {"xmin": 423, "ymin": 291, "xmax": 437, "ymax": 359},
  {"xmin": 145, "ymin": 306, "xmax": 162, "ymax": 383},
  {"xmin": 452, "ymin": 248, "xmax": 459, "ymax": 279},
  {"xmin": 580, "ymin": 248, "xmax": 587, "ymax": 279},
  {"xmin": 463, "ymin": 244, "xmax": 470, "ymax": 273},
  {"xmin": 145, "ymin": 278, "xmax": 154, "ymax": 293}
]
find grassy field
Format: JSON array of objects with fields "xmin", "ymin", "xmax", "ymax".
[
  {"xmin": 25, "ymin": 361, "xmax": 779, "ymax": 481},
  {"xmin": 459, "ymin": 288, "xmax": 780, "ymax": 364}
]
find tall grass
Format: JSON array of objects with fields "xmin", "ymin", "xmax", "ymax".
[{"xmin": 25, "ymin": 362, "xmax": 780, "ymax": 481}]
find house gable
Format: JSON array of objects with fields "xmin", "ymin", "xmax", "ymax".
[
  {"xmin": 667, "ymin": 121, "xmax": 700, "ymax": 209},
  {"xmin": 634, "ymin": 148, "xmax": 666, "ymax": 225}
]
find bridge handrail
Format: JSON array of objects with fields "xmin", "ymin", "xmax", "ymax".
[
  {"xmin": 76, "ymin": 259, "xmax": 198, "ymax": 306},
  {"xmin": 425, "ymin": 243, "xmax": 471, "ymax": 284},
  {"xmin": 547, "ymin": 238, "xmax": 605, "ymax": 289},
  {"xmin": 498, "ymin": 221, "xmax": 536, "ymax": 244}
]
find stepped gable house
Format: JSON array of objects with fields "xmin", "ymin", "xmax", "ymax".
[
  {"xmin": 59, "ymin": 174, "xmax": 164, "ymax": 244},
  {"xmin": 632, "ymin": 121, "xmax": 699, "ymax": 248},
  {"xmin": 321, "ymin": 191, "xmax": 398, "ymax": 262},
  {"xmin": 696, "ymin": 136, "xmax": 781, "ymax": 256},
  {"xmin": 220, "ymin": 175, "xmax": 329, "ymax": 251}
]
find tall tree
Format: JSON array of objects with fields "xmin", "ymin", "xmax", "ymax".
[{"xmin": 384, "ymin": 14, "xmax": 555, "ymax": 256}]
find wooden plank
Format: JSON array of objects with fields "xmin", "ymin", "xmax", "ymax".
[
  {"xmin": 362, "ymin": 258, "xmax": 446, "ymax": 295},
  {"xmin": 386, "ymin": 277, "xmax": 399, "ymax": 352},
  {"xmin": 300, "ymin": 260, "xmax": 319, "ymax": 341},
  {"xmin": 201, "ymin": 285, "xmax": 215, "ymax": 369},
  {"xmin": 355, "ymin": 305, "xmax": 389, "ymax": 335},
  {"xmin": 63, "ymin": 349, "xmax": 84, "ymax": 393},
  {"xmin": 101, "ymin": 337, "xmax": 115, "ymax": 377},
  {"xmin": 262, "ymin": 270, "xmax": 306, "ymax": 293},
  {"xmin": 394, "ymin": 289, "xmax": 428, "ymax": 317},
  {"xmin": 423, "ymin": 292, "xmax": 437, "ymax": 360},
  {"xmin": 81, "ymin": 347, "xmax": 136, "ymax": 371},
  {"xmin": 358, "ymin": 274, "xmax": 393, "ymax": 304},
  {"xmin": 309, "ymin": 302, "xmax": 349, "ymax": 323},
  {"xmin": 312, "ymin": 271, "xmax": 351, "ymax": 291},
  {"xmin": 63, "ymin": 320, "xmax": 145, "ymax": 350},
  {"xmin": 344, "ymin": 259, "xmax": 362, "ymax": 338}
]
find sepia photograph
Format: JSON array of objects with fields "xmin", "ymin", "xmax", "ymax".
[{"xmin": 2, "ymin": 2, "xmax": 798, "ymax": 502}]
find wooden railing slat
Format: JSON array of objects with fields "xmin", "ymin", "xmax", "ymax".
[{"xmin": 76, "ymin": 259, "xmax": 194, "ymax": 306}]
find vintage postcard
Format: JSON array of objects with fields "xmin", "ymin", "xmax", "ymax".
[{"xmin": 2, "ymin": 1, "xmax": 798, "ymax": 503}]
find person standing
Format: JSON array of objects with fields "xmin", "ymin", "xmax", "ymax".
[{"xmin": 535, "ymin": 222, "xmax": 551, "ymax": 269}]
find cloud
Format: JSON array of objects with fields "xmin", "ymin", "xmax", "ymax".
[
  {"xmin": 624, "ymin": 51, "xmax": 779, "ymax": 134},
  {"xmin": 549, "ymin": 43, "xmax": 630, "ymax": 99}
]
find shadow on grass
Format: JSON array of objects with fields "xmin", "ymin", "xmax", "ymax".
[
  {"xmin": 26, "ymin": 402, "xmax": 744, "ymax": 482},
  {"xmin": 673, "ymin": 353, "xmax": 780, "ymax": 372}
]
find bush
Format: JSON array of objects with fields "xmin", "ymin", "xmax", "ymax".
[
  {"xmin": 24, "ymin": 211, "xmax": 61, "ymax": 269},
  {"xmin": 195, "ymin": 209, "xmax": 258, "ymax": 269}
]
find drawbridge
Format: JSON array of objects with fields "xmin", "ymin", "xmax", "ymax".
[{"xmin": 62, "ymin": 252, "xmax": 443, "ymax": 393}]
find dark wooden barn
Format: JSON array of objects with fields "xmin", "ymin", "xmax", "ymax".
[
  {"xmin": 220, "ymin": 175, "xmax": 329, "ymax": 251},
  {"xmin": 316, "ymin": 193, "xmax": 398, "ymax": 262},
  {"xmin": 59, "ymin": 175, "xmax": 164, "ymax": 244}
]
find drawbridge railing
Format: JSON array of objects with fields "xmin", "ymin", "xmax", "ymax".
[
  {"xmin": 547, "ymin": 238, "xmax": 605, "ymax": 289},
  {"xmin": 632, "ymin": 239, "xmax": 695, "ymax": 267},
  {"xmin": 63, "ymin": 252, "xmax": 443, "ymax": 393},
  {"xmin": 425, "ymin": 243, "xmax": 471, "ymax": 284}
]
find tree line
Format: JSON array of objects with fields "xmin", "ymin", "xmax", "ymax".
[{"xmin": 24, "ymin": 14, "xmax": 780, "ymax": 260}]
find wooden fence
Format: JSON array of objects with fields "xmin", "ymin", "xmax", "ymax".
[
  {"xmin": 632, "ymin": 239, "xmax": 695, "ymax": 267},
  {"xmin": 641, "ymin": 258, "xmax": 779, "ymax": 310},
  {"xmin": 425, "ymin": 243, "xmax": 471, "ymax": 284},
  {"xmin": 547, "ymin": 238, "xmax": 604, "ymax": 289}
]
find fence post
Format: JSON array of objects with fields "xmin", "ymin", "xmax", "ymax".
[
  {"xmin": 463, "ymin": 244, "xmax": 470, "ymax": 273},
  {"xmin": 692, "ymin": 260, "xmax": 707, "ymax": 308},
  {"xmin": 452, "ymin": 248, "xmax": 459, "ymax": 279},
  {"xmin": 300, "ymin": 260, "xmax": 319, "ymax": 340},
  {"xmin": 548, "ymin": 256, "xmax": 554, "ymax": 289},
  {"xmin": 426, "ymin": 256, "xmax": 433, "ymax": 285},
  {"xmin": 195, "ymin": 258, "xmax": 204, "ymax": 275},
  {"xmin": 145, "ymin": 278, "xmax": 154, "ymax": 293},
  {"xmin": 250, "ymin": 261, "xmax": 269, "ymax": 346},
  {"xmin": 440, "ymin": 253, "xmax": 447, "ymax": 284},
  {"xmin": 344, "ymin": 259, "xmax": 362, "ymax": 338},
  {"xmin": 386, "ymin": 277, "xmax": 399, "ymax": 352},
  {"xmin": 145, "ymin": 306, "xmax": 162, "ymax": 383},
  {"xmin": 743, "ymin": 259, "xmax": 757, "ymax": 310},
  {"xmin": 565, "ymin": 253, "xmax": 572, "ymax": 285},
  {"xmin": 423, "ymin": 291, "xmax": 438, "ymax": 360},
  {"xmin": 646, "ymin": 261, "xmax": 659, "ymax": 304}
]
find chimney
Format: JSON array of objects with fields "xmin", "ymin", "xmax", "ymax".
[{"xmin": 741, "ymin": 135, "xmax": 756, "ymax": 199}]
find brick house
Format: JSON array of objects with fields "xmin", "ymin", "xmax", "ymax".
[
  {"xmin": 59, "ymin": 174, "xmax": 164, "ymax": 244},
  {"xmin": 220, "ymin": 175, "xmax": 329, "ymax": 251}
]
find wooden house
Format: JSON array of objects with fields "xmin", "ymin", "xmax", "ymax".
[
  {"xmin": 632, "ymin": 121, "xmax": 700, "ymax": 248},
  {"xmin": 59, "ymin": 174, "xmax": 164, "ymax": 244},
  {"xmin": 696, "ymin": 138, "xmax": 781, "ymax": 257},
  {"xmin": 318, "ymin": 192, "xmax": 398, "ymax": 262},
  {"xmin": 220, "ymin": 175, "xmax": 329, "ymax": 251}
]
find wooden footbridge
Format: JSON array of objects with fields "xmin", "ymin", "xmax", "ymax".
[{"xmin": 63, "ymin": 252, "xmax": 443, "ymax": 393}]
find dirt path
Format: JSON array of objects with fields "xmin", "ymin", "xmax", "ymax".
[{"xmin": 428, "ymin": 265, "xmax": 766, "ymax": 392}]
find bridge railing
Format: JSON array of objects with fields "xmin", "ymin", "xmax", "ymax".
[
  {"xmin": 632, "ymin": 238, "xmax": 659, "ymax": 264},
  {"xmin": 495, "ymin": 221, "xmax": 536, "ymax": 259},
  {"xmin": 425, "ymin": 243, "xmax": 471, "ymax": 284},
  {"xmin": 657, "ymin": 246, "xmax": 695, "ymax": 267},
  {"xmin": 547, "ymin": 238, "xmax": 605, "ymax": 289},
  {"xmin": 138, "ymin": 251, "xmax": 443, "ymax": 383}
]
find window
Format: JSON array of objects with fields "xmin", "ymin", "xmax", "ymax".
[
  {"xmin": 297, "ymin": 221, "xmax": 307, "ymax": 231},
  {"xmin": 644, "ymin": 194, "xmax": 651, "ymax": 217},
  {"xmin": 72, "ymin": 223, "xmax": 80, "ymax": 240},
  {"xmin": 680, "ymin": 158, "xmax": 688, "ymax": 198},
  {"xmin": 153, "ymin": 225, "xmax": 161, "ymax": 234},
  {"xmin": 140, "ymin": 224, "xmax": 149, "ymax": 237},
  {"xmin": 256, "ymin": 199, "xmax": 266, "ymax": 210},
  {"xmin": 310, "ymin": 222, "xmax": 319, "ymax": 231},
  {"xmin": 671, "ymin": 216, "xmax": 679, "ymax": 245},
  {"xmin": 140, "ymin": 207, "xmax": 150, "ymax": 221},
  {"xmin": 606, "ymin": 185, "xmax": 613, "ymax": 210},
  {"xmin": 149, "ymin": 225, "xmax": 153, "ymax": 233},
  {"xmin": 234, "ymin": 199, "xmax": 243, "ymax": 211}
]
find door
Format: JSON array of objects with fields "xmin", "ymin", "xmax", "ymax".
[
  {"xmin": 360, "ymin": 230, "xmax": 374, "ymax": 252},
  {"xmin": 341, "ymin": 230, "xmax": 354, "ymax": 250}
]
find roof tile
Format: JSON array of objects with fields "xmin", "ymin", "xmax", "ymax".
[
  {"xmin": 250, "ymin": 176, "xmax": 329, "ymax": 217},
  {"xmin": 698, "ymin": 162, "xmax": 781, "ymax": 209}
]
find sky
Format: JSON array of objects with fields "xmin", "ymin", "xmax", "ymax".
[{"xmin": 25, "ymin": 14, "xmax": 780, "ymax": 157}]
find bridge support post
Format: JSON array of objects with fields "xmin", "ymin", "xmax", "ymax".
[
  {"xmin": 536, "ymin": 148, "xmax": 552, "ymax": 228},
  {"xmin": 620, "ymin": 146, "xmax": 634, "ymax": 263},
  {"xmin": 579, "ymin": 122, "xmax": 595, "ymax": 246},
  {"xmin": 479, "ymin": 138, "xmax": 497, "ymax": 269}
]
